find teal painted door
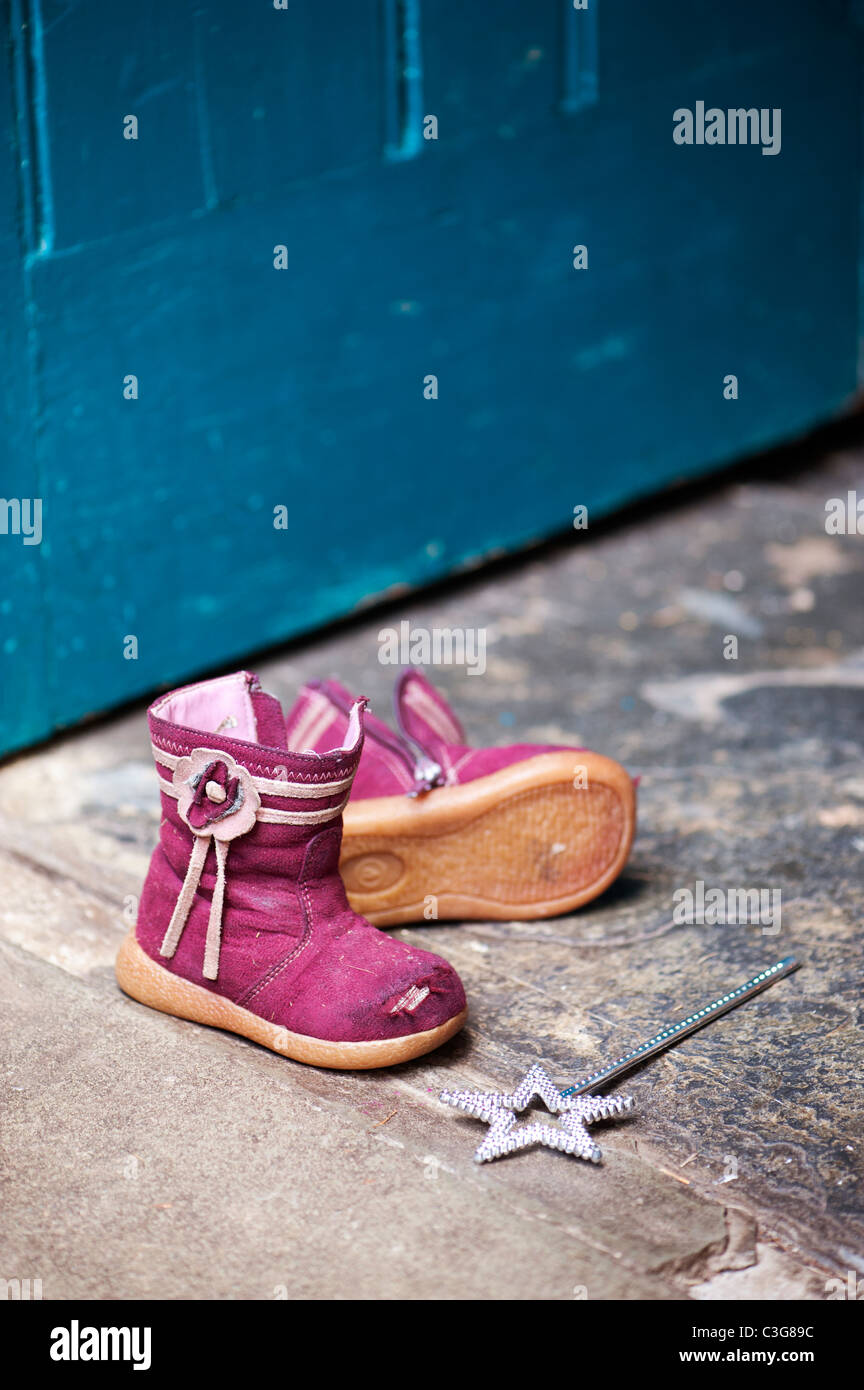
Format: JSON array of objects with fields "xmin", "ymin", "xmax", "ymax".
[{"xmin": 1, "ymin": 1, "xmax": 861, "ymax": 753}]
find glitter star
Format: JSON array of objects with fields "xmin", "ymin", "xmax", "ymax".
[{"xmin": 440, "ymin": 1062, "xmax": 634, "ymax": 1164}]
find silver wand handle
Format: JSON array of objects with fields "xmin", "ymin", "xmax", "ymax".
[{"xmin": 560, "ymin": 955, "xmax": 800, "ymax": 1098}]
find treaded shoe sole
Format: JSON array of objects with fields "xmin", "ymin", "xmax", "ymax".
[
  {"xmin": 115, "ymin": 932, "xmax": 467, "ymax": 1069},
  {"xmin": 340, "ymin": 751, "xmax": 636, "ymax": 925}
]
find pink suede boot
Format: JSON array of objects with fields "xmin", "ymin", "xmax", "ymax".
[
  {"xmin": 285, "ymin": 670, "xmax": 636, "ymax": 926},
  {"xmin": 116, "ymin": 671, "xmax": 467, "ymax": 1068}
]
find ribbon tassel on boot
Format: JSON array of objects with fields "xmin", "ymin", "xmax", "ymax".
[
  {"xmin": 159, "ymin": 835, "xmax": 231, "ymax": 980},
  {"xmin": 203, "ymin": 838, "xmax": 229, "ymax": 980}
]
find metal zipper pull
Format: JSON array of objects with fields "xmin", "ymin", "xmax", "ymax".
[{"xmin": 408, "ymin": 753, "xmax": 445, "ymax": 795}]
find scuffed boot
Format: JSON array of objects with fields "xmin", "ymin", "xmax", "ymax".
[{"xmin": 116, "ymin": 671, "xmax": 467, "ymax": 1068}]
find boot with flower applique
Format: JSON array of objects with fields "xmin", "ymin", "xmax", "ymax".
[{"xmin": 116, "ymin": 671, "xmax": 467, "ymax": 1068}]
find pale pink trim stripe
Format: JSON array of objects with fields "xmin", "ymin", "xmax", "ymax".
[
  {"xmin": 150, "ymin": 743, "xmax": 354, "ymax": 798},
  {"xmin": 404, "ymin": 684, "xmax": 462, "ymax": 745}
]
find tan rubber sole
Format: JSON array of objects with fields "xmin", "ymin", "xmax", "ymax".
[
  {"xmin": 115, "ymin": 932, "xmax": 467, "ymax": 1070},
  {"xmin": 341, "ymin": 751, "xmax": 636, "ymax": 926}
]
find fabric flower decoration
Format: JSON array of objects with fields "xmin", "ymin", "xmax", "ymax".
[{"xmin": 173, "ymin": 749, "xmax": 260, "ymax": 841}]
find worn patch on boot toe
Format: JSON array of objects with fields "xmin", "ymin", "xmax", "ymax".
[{"xmin": 389, "ymin": 983, "xmax": 431, "ymax": 1015}]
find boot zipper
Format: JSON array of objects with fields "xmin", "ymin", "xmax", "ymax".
[{"xmin": 318, "ymin": 681, "xmax": 443, "ymax": 795}]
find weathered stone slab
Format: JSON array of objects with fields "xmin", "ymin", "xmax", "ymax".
[{"xmin": 2, "ymin": 432, "xmax": 861, "ymax": 1297}]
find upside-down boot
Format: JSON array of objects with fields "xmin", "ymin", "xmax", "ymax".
[
  {"xmin": 115, "ymin": 671, "xmax": 467, "ymax": 1067},
  {"xmin": 284, "ymin": 669, "xmax": 636, "ymax": 925}
]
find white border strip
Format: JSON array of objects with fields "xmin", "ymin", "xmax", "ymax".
[
  {"xmin": 151, "ymin": 743, "xmax": 354, "ymax": 798},
  {"xmin": 156, "ymin": 776, "xmax": 349, "ymax": 824}
]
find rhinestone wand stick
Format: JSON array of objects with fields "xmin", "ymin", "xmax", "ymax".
[
  {"xmin": 560, "ymin": 954, "xmax": 799, "ymax": 1099},
  {"xmin": 441, "ymin": 956, "xmax": 801, "ymax": 1162}
]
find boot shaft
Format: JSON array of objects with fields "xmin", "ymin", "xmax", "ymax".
[{"xmin": 139, "ymin": 671, "xmax": 366, "ymax": 984}]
